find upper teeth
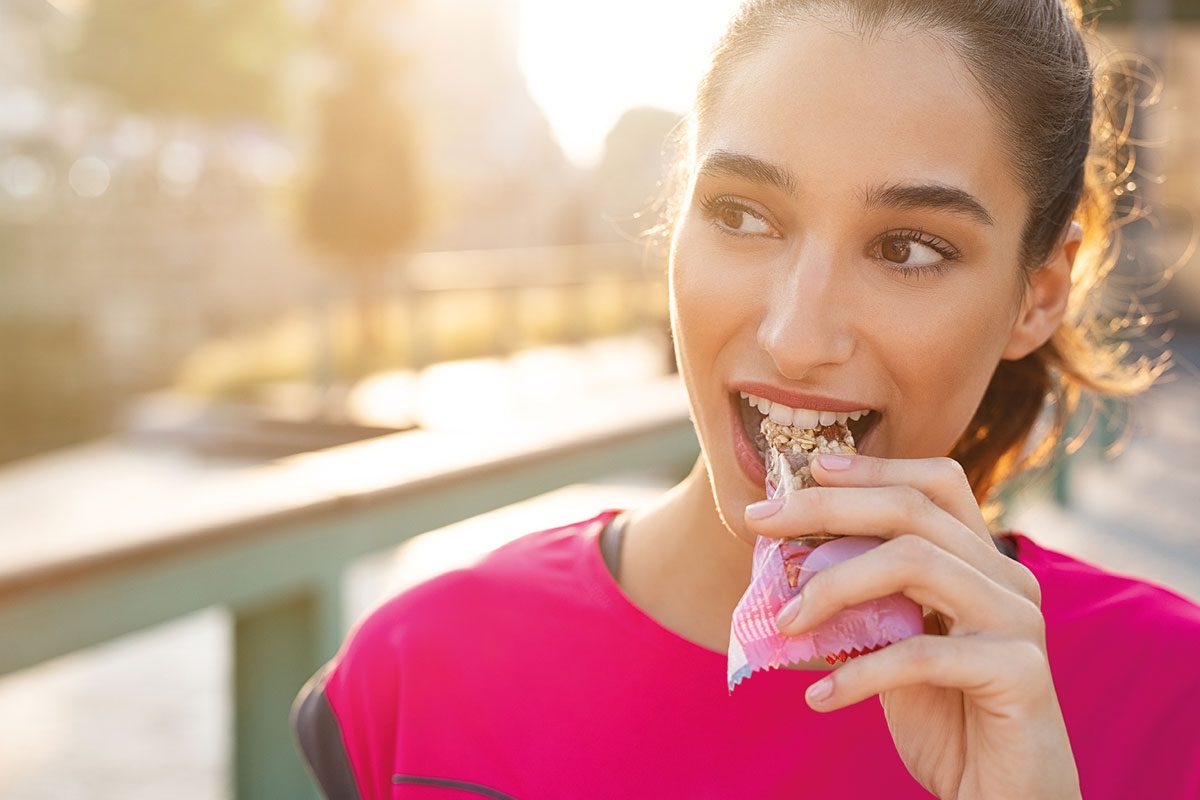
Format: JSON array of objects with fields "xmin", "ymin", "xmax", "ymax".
[{"xmin": 740, "ymin": 392, "xmax": 872, "ymax": 429}]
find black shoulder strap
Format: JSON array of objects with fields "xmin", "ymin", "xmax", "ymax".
[
  {"xmin": 291, "ymin": 663, "xmax": 362, "ymax": 799},
  {"xmin": 599, "ymin": 512, "xmax": 628, "ymax": 581},
  {"xmin": 993, "ymin": 534, "xmax": 1019, "ymax": 561}
]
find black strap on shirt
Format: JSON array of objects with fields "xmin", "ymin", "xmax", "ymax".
[
  {"xmin": 995, "ymin": 533, "xmax": 1019, "ymax": 560},
  {"xmin": 291, "ymin": 663, "xmax": 362, "ymax": 800},
  {"xmin": 599, "ymin": 512, "xmax": 629, "ymax": 581}
]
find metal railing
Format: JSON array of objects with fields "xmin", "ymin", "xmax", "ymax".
[{"xmin": 0, "ymin": 377, "xmax": 698, "ymax": 797}]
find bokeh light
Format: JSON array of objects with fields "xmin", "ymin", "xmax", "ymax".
[
  {"xmin": 67, "ymin": 156, "xmax": 111, "ymax": 198},
  {"xmin": 1, "ymin": 155, "xmax": 49, "ymax": 198}
]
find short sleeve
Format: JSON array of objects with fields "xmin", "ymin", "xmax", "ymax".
[
  {"xmin": 293, "ymin": 600, "xmax": 407, "ymax": 800},
  {"xmin": 291, "ymin": 662, "xmax": 363, "ymax": 799}
]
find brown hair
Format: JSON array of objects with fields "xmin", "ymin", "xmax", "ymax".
[{"xmin": 644, "ymin": 0, "xmax": 1171, "ymax": 518}]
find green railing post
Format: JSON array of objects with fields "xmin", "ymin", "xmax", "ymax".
[
  {"xmin": 1051, "ymin": 455, "xmax": 1071, "ymax": 507},
  {"xmin": 1098, "ymin": 396, "xmax": 1122, "ymax": 455},
  {"xmin": 233, "ymin": 575, "xmax": 342, "ymax": 799}
]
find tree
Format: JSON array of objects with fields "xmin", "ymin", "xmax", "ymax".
[
  {"xmin": 64, "ymin": 0, "xmax": 298, "ymax": 125},
  {"xmin": 298, "ymin": 0, "xmax": 428, "ymax": 375}
]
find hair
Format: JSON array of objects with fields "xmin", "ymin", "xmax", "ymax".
[{"xmin": 642, "ymin": 0, "xmax": 1172, "ymax": 521}]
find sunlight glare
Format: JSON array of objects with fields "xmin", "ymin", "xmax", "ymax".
[{"xmin": 516, "ymin": 0, "xmax": 742, "ymax": 168}]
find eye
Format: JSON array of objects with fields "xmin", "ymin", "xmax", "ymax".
[
  {"xmin": 874, "ymin": 229, "xmax": 961, "ymax": 278},
  {"xmin": 697, "ymin": 194, "xmax": 777, "ymax": 238}
]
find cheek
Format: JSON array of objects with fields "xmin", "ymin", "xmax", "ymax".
[
  {"xmin": 668, "ymin": 229, "xmax": 754, "ymax": 365},
  {"xmin": 879, "ymin": 279, "xmax": 1016, "ymax": 454}
]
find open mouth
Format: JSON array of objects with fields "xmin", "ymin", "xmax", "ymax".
[{"xmin": 734, "ymin": 391, "xmax": 882, "ymax": 459}]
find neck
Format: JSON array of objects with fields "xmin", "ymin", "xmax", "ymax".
[{"xmin": 619, "ymin": 458, "xmax": 755, "ymax": 654}]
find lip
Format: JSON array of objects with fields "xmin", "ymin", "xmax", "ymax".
[
  {"xmin": 729, "ymin": 389, "xmax": 884, "ymax": 471},
  {"xmin": 730, "ymin": 399, "xmax": 769, "ymax": 488},
  {"xmin": 731, "ymin": 381, "xmax": 875, "ymax": 414}
]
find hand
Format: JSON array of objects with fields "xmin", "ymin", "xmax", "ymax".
[{"xmin": 744, "ymin": 453, "xmax": 1082, "ymax": 800}]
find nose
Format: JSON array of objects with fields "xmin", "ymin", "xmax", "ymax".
[{"xmin": 756, "ymin": 248, "xmax": 856, "ymax": 377}]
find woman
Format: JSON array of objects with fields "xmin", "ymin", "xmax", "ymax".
[{"xmin": 293, "ymin": 1, "xmax": 1200, "ymax": 797}]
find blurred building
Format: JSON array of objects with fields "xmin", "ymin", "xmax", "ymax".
[
  {"xmin": 402, "ymin": 0, "xmax": 586, "ymax": 249},
  {"xmin": 585, "ymin": 106, "xmax": 685, "ymax": 244},
  {"xmin": 0, "ymin": 0, "xmax": 66, "ymax": 215},
  {"xmin": 0, "ymin": 0, "xmax": 58, "ymax": 123},
  {"xmin": 0, "ymin": 0, "xmax": 612, "ymax": 464}
]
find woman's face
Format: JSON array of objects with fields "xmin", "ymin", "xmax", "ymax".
[{"xmin": 670, "ymin": 19, "xmax": 1035, "ymax": 544}]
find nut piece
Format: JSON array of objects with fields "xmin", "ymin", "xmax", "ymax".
[{"xmin": 761, "ymin": 418, "xmax": 856, "ymax": 496}]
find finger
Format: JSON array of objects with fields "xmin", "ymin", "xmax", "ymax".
[
  {"xmin": 746, "ymin": 487, "xmax": 1040, "ymax": 606},
  {"xmin": 809, "ymin": 454, "xmax": 987, "ymax": 540},
  {"xmin": 805, "ymin": 454, "xmax": 1043, "ymax": 608},
  {"xmin": 803, "ymin": 633, "xmax": 1050, "ymax": 714},
  {"xmin": 776, "ymin": 533, "xmax": 1044, "ymax": 640}
]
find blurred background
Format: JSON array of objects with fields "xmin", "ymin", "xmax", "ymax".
[{"xmin": 0, "ymin": 1, "xmax": 1196, "ymax": 797}]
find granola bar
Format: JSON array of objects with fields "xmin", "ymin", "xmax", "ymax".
[
  {"xmin": 761, "ymin": 418, "xmax": 856, "ymax": 587},
  {"xmin": 727, "ymin": 417, "xmax": 925, "ymax": 689}
]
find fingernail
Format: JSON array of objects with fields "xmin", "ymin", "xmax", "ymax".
[
  {"xmin": 746, "ymin": 498, "xmax": 784, "ymax": 519},
  {"xmin": 817, "ymin": 454, "xmax": 853, "ymax": 470},
  {"xmin": 776, "ymin": 593, "xmax": 803, "ymax": 629},
  {"xmin": 807, "ymin": 676, "xmax": 834, "ymax": 704}
]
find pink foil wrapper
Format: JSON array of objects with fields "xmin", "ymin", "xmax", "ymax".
[{"xmin": 728, "ymin": 436, "xmax": 925, "ymax": 690}]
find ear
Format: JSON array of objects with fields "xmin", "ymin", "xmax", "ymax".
[{"xmin": 1002, "ymin": 220, "xmax": 1082, "ymax": 361}]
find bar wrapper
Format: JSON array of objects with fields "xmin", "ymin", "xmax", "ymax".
[{"xmin": 728, "ymin": 418, "xmax": 924, "ymax": 690}]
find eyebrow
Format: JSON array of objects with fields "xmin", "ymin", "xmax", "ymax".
[{"xmin": 697, "ymin": 149, "xmax": 995, "ymax": 227}]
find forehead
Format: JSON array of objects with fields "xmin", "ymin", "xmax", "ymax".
[{"xmin": 698, "ymin": 18, "xmax": 1024, "ymax": 225}]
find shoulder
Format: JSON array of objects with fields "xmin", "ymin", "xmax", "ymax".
[
  {"xmin": 1011, "ymin": 532, "xmax": 1200, "ymax": 646},
  {"xmin": 358, "ymin": 507, "xmax": 615, "ymax": 641},
  {"xmin": 1009, "ymin": 534, "xmax": 1200, "ymax": 796},
  {"xmin": 291, "ymin": 509, "xmax": 618, "ymax": 797},
  {"xmin": 330, "ymin": 507, "xmax": 617, "ymax": 681},
  {"xmin": 1014, "ymin": 538, "xmax": 1200, "ymax": 696}
]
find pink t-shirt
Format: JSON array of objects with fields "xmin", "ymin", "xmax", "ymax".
[{"xmin": 295, "ymin": 509, "xmax": 1200, "ymax": 799}]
